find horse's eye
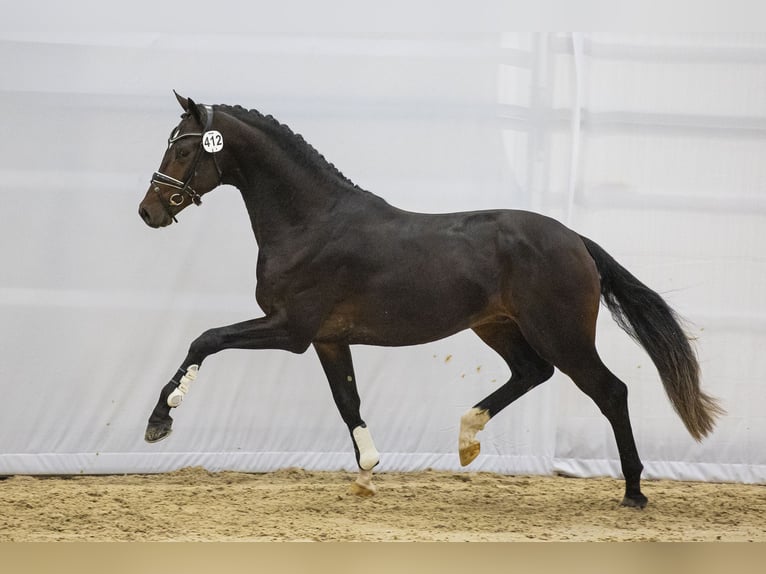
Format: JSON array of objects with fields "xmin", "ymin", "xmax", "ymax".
[{"xmin": 177, "ymin": 147, "xmax": 191, "ymax": 159}]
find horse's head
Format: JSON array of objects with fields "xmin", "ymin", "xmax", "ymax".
[{"xmin": 138, "ymin": 92, "xmax": 224, "ymax": 228}]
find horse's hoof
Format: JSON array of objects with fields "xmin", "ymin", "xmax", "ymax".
[
  {"xmin": 145, "ymin": 420, "xmax": 173, "ymax": 443},
  {"xmin": 458, "ymin": 408, "xmax": 489, "ymax": 466},
  {"xmin": 348, "ymin": 480, "xmax": 376, "ymax": 497},
  {"xmin": 620, "ymin": 493, "xmax": 648, "ymax": 509},
  {"xmin": 459, "ymin": 441, "xmax": 481, "ymax": 466}
]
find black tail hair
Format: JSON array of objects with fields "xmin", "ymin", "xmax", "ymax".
[{"xmin": 580, "ymin": 235, "xmax": 724, "ymax": 440}]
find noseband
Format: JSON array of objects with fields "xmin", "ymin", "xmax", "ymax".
[{"xmin": 151, "ymin": 104, "xmax": 222, "ymax": 223}]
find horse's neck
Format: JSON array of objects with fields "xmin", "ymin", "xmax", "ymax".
[
  {"xmin": 223, "ymin": 121, "xmax": 351, "ymax": 246},
  {"xmin": 240, "ymin": 177, "xmax": 345, "ymax": 247}
]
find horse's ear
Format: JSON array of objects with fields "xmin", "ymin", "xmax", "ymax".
[
  {"xmin": 174, "ymin": 90, "xmax": 189, "ymax": 111},
  {"xmin": 174, "ymin": 91, "xmax": 202, "ymax": 122},
  {"xmin": 186, "ymin": 97, "xmax": 202, "ymax": 123}
]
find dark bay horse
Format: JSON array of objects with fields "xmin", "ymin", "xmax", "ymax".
[{"xmin": 138, "ymin": 92, "xmax": 723, "ymax": 507}]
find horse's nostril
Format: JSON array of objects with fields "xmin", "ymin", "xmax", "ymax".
[{"xmin": 139, "ymin": 206, "xmax": 152, "ymax": 225}]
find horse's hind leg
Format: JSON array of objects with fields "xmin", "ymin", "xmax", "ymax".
[
  {"xmin": 314, "ymin": 342, "xmax": 380, "ymax": 496},
  {"xmin": 560, "ymin": 353, "xmax": 647, "ymax": 508},
  {"xmin": 520, "ymin": 315, "xmax": 647, "ymax": 508},
  {"xmin": 459, "ymin": 322, "xmax": 554, "ymax": 466}
]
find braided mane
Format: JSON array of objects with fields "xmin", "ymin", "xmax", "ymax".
[{"xmin": 215, "ymin": 104, "xmax": 366, "ymax": 193}]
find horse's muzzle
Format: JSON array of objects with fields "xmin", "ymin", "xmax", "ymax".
[{"xmin": 138, "ymin": 204, "xmax": 172, "ymax": 228}]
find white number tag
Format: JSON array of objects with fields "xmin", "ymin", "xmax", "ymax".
[{"xmin": 202, "ymin": 130, "xmax": 224, "ymax": 153}]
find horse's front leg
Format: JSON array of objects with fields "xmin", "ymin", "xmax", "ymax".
[
  {"xmin": 314, "ymin": 342, "xmax": 380, "ymax": 496},
  {"xmin": 145, "ymin": 313, "xmax": 310, "ymax": 443}
]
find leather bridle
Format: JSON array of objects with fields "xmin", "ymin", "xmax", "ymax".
[{"xmin": 151, "ymin": 104, "xmax": 222, "ymax": 223}]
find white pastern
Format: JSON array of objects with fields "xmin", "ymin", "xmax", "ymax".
[
  {"xmin": 459, "ymin": 407, "xmax": 490, "ymax": 450},
  {"xmin": 352, "ymin": 425, "xmax": 380, "ymax": 471},
  {"xmin": 167, "ymin": 364, "xmax": 199, "ymax": 407},
  {"xmin": 355, "ymin": 469, "xmax": 376, "ymax": 493},
  {"xmin": 348, "ymin": 468, "xmax": 376, "ymax": 496}
]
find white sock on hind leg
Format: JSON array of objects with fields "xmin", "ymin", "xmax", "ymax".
[{"xmin": 459, "ymin": 407, "xmax": 490, "ymax": 450}]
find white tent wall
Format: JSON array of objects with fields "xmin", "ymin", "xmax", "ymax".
[
  {"xmin": 0, "ymin": 13, "xmax": 763, "ymax": 483},
  {"xmin": 549, "ymin": 34, "xmax": 766, "ymax": 482}
]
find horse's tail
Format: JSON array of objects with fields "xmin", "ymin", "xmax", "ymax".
[{"xmin": 579, "ymin": 235, "xmax": 724, "ymax": 441}]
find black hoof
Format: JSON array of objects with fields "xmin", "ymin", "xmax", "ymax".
[
  {"xmin": 145, "ymin": 419, "xmax": 173, "ymax": 443},
  {"xmin": 620, "ymin": 493, "xmax": 648, "ymax": 509}
]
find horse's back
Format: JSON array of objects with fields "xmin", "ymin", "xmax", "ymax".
[{"xmin": 313, "ymin": 205, "xmax": 600, "ymax": 347}]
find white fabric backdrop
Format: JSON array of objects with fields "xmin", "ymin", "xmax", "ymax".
[{"xmin": 0, "ymin": 6, "xmax": 764, "ymax": 483}]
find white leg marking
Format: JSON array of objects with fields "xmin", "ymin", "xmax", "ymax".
[
  {"xmin": 352, "ymin": 425, "xmax": 380, "ymax": 471},
  {"xmin": 167, "ymin": 364, "xmax": 199, "ymax": 407},
  {"xmin": 459, "ymin": 407, "xmax": 490, "ymax": 466},
  {"xmin": 349, "ymin": 468, "xmax": 376, "ymax": 496},
  {"xmin": 356, "ymin": 469, "xmax": 375, "ymax": 491}
]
